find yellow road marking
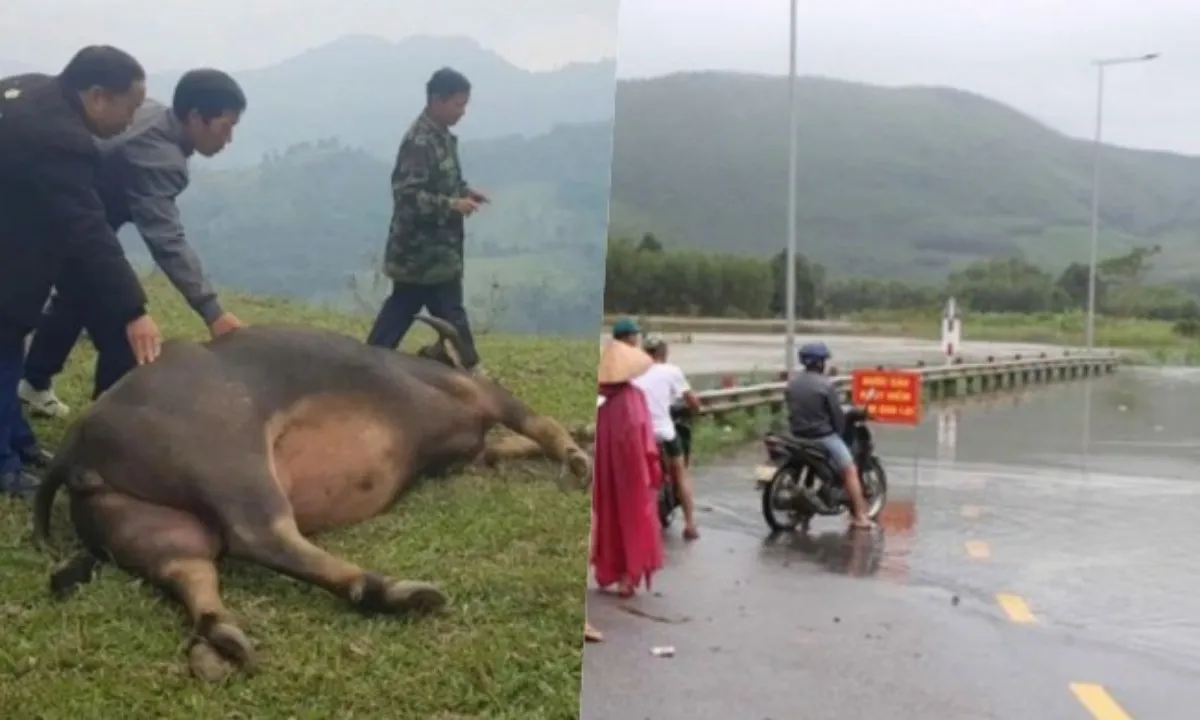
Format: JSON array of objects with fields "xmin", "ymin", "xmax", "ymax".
[
  {"xmin": 961, "ymin": 505, "xmax": 982, "ymax": 519},
  {"xmin": 995, "ymin": 593, "xmax": 1035, "ymax": 623},
  {"xmin": 1069, "ymin": 683, "xmax": 1132, "ymax": 720},
  {"xmin": 964, "ymin": 540, "xmax": 990, "ymax": 559}
]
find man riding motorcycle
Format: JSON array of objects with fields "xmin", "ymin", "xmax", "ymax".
[
  {"xmin": 784, "ymin": 342, "xmax": 874, "ymax": 530},
  {"xmin": 632, "ymin": 333, "xmax": 702, "ymax": 540}
]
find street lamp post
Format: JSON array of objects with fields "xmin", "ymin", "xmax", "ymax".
[
  {"xmin": 1085, "ymin": 52, "xmax": 1159, "ymax": 351},
  {"xmin": 784, "ymin": 0, "xmax": 799, "ymax": 377}
]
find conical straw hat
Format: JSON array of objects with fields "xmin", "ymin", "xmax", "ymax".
[{"xmin": 596, "ymin": 340, "xmax": 652, "ymax": 384}]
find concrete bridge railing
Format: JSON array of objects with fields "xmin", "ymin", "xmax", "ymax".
[{"xmin": 692, "ymin": 353, "xmax": 1121, "ymax": 423}]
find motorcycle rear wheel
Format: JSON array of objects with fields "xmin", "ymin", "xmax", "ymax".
[
  {"xmin": 658, "ymin": 481, "xmax": 679, "ymax": 528},
  {"xmin": 761, "ymin": 465, "xmax": 813, "ymax": 532},
  {"xmin": 860, "ymin": 456, "xmax": 888, "ymax": 520}
]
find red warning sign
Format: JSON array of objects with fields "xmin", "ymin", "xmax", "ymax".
[{"xmin": 850, "ymin": 369, "xmax": 922, "ymax": 426}]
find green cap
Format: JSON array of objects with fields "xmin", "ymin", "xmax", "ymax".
[{"xmin": 611, "ymin": 317, "xmax": 641, "ymax": 337}]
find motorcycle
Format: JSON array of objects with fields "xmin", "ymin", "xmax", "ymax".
[
  {"xmin": 753, "ymin": 403, "xmax": 888, "ymax": 532},
  {"xmin": 657, "ymin": 404, "xmax": 693, "ymax": 528}
]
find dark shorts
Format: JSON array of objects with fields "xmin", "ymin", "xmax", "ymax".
[{"xmin": 659, "ymin": 437, "xmax": 684, "ymax": 459}]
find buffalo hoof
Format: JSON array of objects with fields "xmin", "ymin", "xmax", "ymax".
[
  {"xmin": 188, "ymin": 642, "xmax": 234, "ymax": 683},
  {"xmin": 384, "ymin": 580, "xmax": 447, "ymax": 614},
  {"xmin": 565, "ymin": 448, "xmax": 591, "ymax": 482},
  {"xmin": 188, "ymin": 617, "xmax": 256, "ymax": 682},
  {"xmin": 355, "ymin": 575, "xmax": 448, "ymax": 616}
]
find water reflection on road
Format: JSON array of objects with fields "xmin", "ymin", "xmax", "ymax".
[
  {"xmin": 874, "ymin": 367, "xmax": 1200, "ymax": 669},
  {"xmin": 581, "ymin": 366, "xmax": 1200, "ymax": 720},
  {"xmin": 876, "ymin": 364, "xmax": 1200, "ymax": 477}
]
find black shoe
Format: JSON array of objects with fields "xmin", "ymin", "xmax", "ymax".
[
  {"xmin": 17, "ymin": 445, "xmax": 53, "ymax": 469},
  {"xmin": 0, "ymin": 470, "xmax": 41, "ymax": 498}
]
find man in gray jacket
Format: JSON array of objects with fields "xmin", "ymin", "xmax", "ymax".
[
  {"xmin": 785, "ymin": 341, "xmax": 874, "ymax": 529},
  {"xmin": 20, "ymin": 68, "xmax": 247, "ymax": 413}
]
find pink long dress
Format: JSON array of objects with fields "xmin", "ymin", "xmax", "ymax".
[{"xmin": 590, "ymin": 381, "xmax": 665, "ymax": 592}]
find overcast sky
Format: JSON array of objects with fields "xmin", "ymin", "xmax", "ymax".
[
  {"xmin": 0, "ymin": 0, "xmax": 619, "ymax": 71},
  {"xmin": 617, "ymin": 0, "xmax": 1200, "ymax": 155},
  {"xmin": 3, "ymin": 0, "xmax": 1197, "ymax": 153}
]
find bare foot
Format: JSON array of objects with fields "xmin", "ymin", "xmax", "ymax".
[
  {"xmin": 585, "ymin": 622, "xmax": 604, "ymax": 643},
  {"xmin": 617, "ymin": 579, "xmax": 635, "ymax": 598},
  {"xmin": 682, "ymin": 526, "xmax": 700, "ymax": 541},
  {"xmin": 849, "ymin": 516, "xmax": 875, "ymax": 531}
]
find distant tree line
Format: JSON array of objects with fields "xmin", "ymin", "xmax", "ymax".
[{"xmin": 604, "ymin": 233, "xmax": 1200, "ymax": 335}]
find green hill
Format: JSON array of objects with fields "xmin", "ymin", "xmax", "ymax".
[
  {"xmin": 118, "ymin": 123, "xmax": 612, "ymax": 336},
  {"xmin": 607, "ymin": 71, "xmax": 1200, "ymax": 280}
]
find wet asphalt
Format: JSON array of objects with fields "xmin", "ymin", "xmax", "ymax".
[{"xmin": 579, "ymin": 367, "xmax": 1200, "ymax": 720}]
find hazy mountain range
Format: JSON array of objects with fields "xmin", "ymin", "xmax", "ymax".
[{"xmin": 3, "ymin": 35, "xmax": 617, "ymax": 167}]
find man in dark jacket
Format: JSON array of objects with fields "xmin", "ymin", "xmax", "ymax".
[
  {"xmin": 19, "ymin": 68, "xmax": 248, "ymax": 416},
  {"xmin": 0, "ymin": 45, "xmax": 162, "ymax": 496},
  {"xmin": 366, "ymin": 66, "xmax": 488, "ymax": 374}
]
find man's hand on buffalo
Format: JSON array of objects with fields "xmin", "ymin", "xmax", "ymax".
[
  {"xmin": 125, "ymin": 313, "xmax": 162, "ymax": 364},
  {"xmin": 208, "ymin": 311, "xmax": 244, "ymax": 339}
]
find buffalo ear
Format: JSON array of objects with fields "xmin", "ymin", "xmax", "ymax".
[
  {"xmin": 412, "ymin": 316, "xmax": 468, "ymax": 372},
  {"xmin": 412, "ymin": 341, "xmax": 464, "ymax": 371}
]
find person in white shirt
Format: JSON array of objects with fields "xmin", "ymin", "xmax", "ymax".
[{"xmin": 632, "ymin": 334, "xmax": 702, "ymax": 540}]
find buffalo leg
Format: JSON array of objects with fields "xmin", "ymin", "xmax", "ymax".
[
  {"xmin": 521, "ymin": 415, "xmax": 591, "ymax": 479},
  {"xmin": 479, "ymin": 429, "xmax": 592, "ymax": 487},
  {"xmin": 479, "ymin": 433, "xmax": 543, "ymax": 466},
  {"xmin": 495, "ymin": 400, "xmax": 591, "ymax": 480},
  {"xmin": 163, "ymin": 558, "xmax": 258, "ymax": 682},
  {"xmin": 224, "ymin": 511, "xmax": 447, "ymax": 616},
  {"xmin": 72, "ymin": 490, "xmax": 254, "ymax": 681}
]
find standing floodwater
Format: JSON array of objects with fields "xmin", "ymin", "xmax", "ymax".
[{"xmin": 869, "ymin": 367, "xmax": 1200, "ymax": 673}]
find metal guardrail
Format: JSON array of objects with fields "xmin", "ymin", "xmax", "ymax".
[
  {"xmin": 692, "ymin": 352, "xmax": 1121, "ymax": 420},
  {"xmin": 602, "ymin": 314, "xmax": 855, "ymax": 332}
]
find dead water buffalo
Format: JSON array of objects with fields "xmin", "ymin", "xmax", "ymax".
[{"xmin": 32, "ymin": 317, "xmax": 591, "ymax": 681}]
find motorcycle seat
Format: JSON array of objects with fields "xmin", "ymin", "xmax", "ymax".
[{"xmin": 767, "ymin": 434, "xmax": 831, "ymax": 458}]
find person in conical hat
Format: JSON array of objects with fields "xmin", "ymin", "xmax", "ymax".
[
  {"xmin": 589, "ymin": 317, "xmax": 664, "ymax": 614},
  {"xmin": 583, "ymin": 316, "xmax": 652, "ymax": 638},
  {"xmin": 596, "ymin": 326, "xmax": 653, "ymax": 385}
]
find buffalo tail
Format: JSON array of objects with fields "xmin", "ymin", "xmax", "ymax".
[
  {"xmin": 31, "ymin": 422, "xmax": 85, "ymax": 551},
  {"xmin": 31, "ymin": 457, "xmax": 68, "ymax": 551}
]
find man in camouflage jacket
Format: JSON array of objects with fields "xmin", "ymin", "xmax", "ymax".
[{"xmin": 367, "ymin": 67, "xmax": 486, "ymax": 372}]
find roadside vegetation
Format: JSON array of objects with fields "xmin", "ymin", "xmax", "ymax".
[
  {"xmin": 0, "ymin": 274, "xmax": 597, "ymax": 719},
  {"xmin": 846, "ymin": 309, "xmax": 1200, "ymax": 364},
  {"xmin": 606, "ymin": 236, "xmax": 1200, "ymax": 365}
]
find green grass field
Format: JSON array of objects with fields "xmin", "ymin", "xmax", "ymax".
[{"xmin": 0, "ymin": 275, "xmax": 599, "ymax": 719}]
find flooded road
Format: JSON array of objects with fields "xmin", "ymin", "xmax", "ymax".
[
  {"xmin": 580, "ymin": 367, "xmax": 1200, "ymax": 720},
  {"xmin": 622, "ymin": 331, "xmax": 1087, "ymax": 376}
]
